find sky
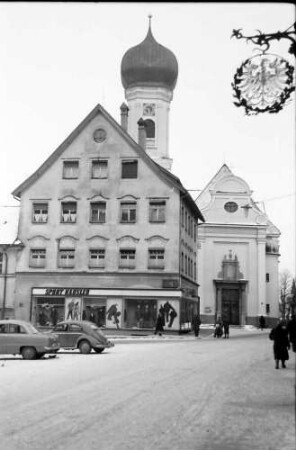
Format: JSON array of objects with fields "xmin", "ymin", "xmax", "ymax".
[{"xmin": 0, "ymin": 2, "xmax": 295, "ymax": 275}]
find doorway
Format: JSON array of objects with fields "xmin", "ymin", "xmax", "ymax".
[{"xmin": 221, "ymin": 289, "xmax": 239, "ymax": 325}]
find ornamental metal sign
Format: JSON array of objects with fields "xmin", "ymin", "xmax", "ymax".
[{"xmin": 232, "ymin": 53, "xmax": 295, "ymax": 115}]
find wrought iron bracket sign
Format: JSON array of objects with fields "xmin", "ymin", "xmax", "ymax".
[{"xmin": 231, "ymin": 22, "xmax": 296, "ymax": 115}]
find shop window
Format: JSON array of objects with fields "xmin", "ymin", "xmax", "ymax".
[
  {"xmin": 63, "ymin": 161, "xmax": 79, "ymax": 179},
  {"xmin": 90, "ymin": 202, "xmax": 106, "ymax": 223},
  {"xmin": 121, "ymin": 160, "xmax": 138, "ymax": 179},
  {"xmin": 149, "ymin": 200, "xmax": 166, "ymax": 222},
  {"xmin": 32, "ymin": 202, "xmax": 48, "ymax": 223},
  {"xmin": 89, "ymin": 249, "xmax": 105, "ymax": 268},
  {"xmin": 58, "ymin": 249, "xmax": 75, "ymax": 268},
  {"xmin": 30, "ymin": 249, "xmax": 46, "ymax": 268},
  {"xmin": 91, "ymin": 160, "xmax": 108, "ymax": 179},
  {"xmin": 148, "ymin": 249, "xmax": 165, "ymax": 269},
  {"xmin": 120, "ymin": 202, "xmax": 136, "ymax": 223},
  {"xmin": 61, "ymin": 202, "xmax": 77, "ymax": 223},
  {"xmin": 119, "ymin": 249, "xmax": 136, "ymax": 268}
]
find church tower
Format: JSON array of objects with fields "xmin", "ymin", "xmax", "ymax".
[{"xmin": 121, "ymin": 16, "xmax": 178, "ymax": 170}]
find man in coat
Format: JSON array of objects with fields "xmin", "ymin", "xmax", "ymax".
[
  {"xmin": 269, "ymin": 319, "xmax": 290, "ymax": 369},
  {"xmin": 287, "ymin": 314, "xmax": 296, "ymax": 352}
]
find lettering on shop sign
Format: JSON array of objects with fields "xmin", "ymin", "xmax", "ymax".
[{"xmin": 45, "ymin": 288, "xmax": 90, "ymax": 296}]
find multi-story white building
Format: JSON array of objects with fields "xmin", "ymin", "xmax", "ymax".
[
  {"xmin": 196, "ymin": 164, "xmax": 280, "ymax": 327},
  {"xmin": 9, "ymin": 22, "xmax": 204, "ymax": 331}
]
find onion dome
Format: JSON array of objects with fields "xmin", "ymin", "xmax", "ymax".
[{"xmin": 121, "ymin": 18, "xmax": 178, "ymax": 91}]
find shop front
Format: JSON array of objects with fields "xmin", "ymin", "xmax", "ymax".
[{"xmin": 31, "ymin": 287, "xmax": 187, "ymax": 331}]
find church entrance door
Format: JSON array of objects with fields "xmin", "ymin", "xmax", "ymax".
[{"xmin": 221, "ymin": 289, "xmax": 239, "ymax": 325}]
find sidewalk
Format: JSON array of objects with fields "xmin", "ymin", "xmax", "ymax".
[{"xmin": 105, "ymin": 325, "xmax": 270, "ymax": 343}]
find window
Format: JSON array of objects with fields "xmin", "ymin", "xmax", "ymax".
[
  {"xmin": 144, "ymin": 119, "xmax": 155, "ymax": 138},
  {"xmin": 181, "ymin": 252, "xmax": 184, "ymax": 273},
  {"xmin": 89, "ymin": 249, "xmax": 105, "ymax": 268},
  {"xmin": 148, "ymin": 249, "xmax": 165, "ymax": 269},
  {"xmin": 185, "ymin": 211, "xmax": 188, "ymax": 232},
  {"xmin": 33, "ymin": 203, "xmax": 48, "ymax": 223},
  {"xmin": 91, "ymin": 160, "xmax": 108, "ymax": 179},
  {"xmin": 194, "ymin": 223, "xmax": 196, "ymax": 242},
  {"xmin": 121, "ymin": 160, "xmax": 138, "ymax": 179},
  {"xmin": 30, "ymin": 249, "xmax": 46, "ymax": 268},
  {"xmin": 181, "ymin": 206, "xmax": 184, "ymax": 227},
  {"xmin": 58, "ymin": 249, "xmax": 75, "ymax": 268},
  {"xmin": 63, "ymin": 161, "xmax": 79, "ymax": 179},
  {"xmin": 266, "ymin": 304, "xmax": 270, "ymax": 314},
  {"xmin": 120, "ymin": 202, "xmax": 136, "ymax": 223},
  {"xmin": 90, "ymin": 202, "xmax": 106, "ymax": 223},
  {"xmin": 119, "ymin": 249, "xmax": 136, "ymax": 268},
  {"xmin": 149, "ymin": 200, "xmax": 166, "ymax": 222},
  {"xmin": 266, "ymin": 273, "xmax": 270, "ymax": 282},
  {"xmin": 224, "ymin": 202, "xmax": 238, "ymax": 213},
  {"xmin": 0, "ymin": 253, "xmax": 3, "ymax": 274},
  {"xmin": 61, "ymin": 202, "xmax": 77, "ymax": 223}
]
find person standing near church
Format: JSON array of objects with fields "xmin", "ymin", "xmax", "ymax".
[{"xmin": 269, "ymin": 319, "xmax": 290, "ymax": 369}]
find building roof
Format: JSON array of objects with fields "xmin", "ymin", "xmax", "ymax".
[
  {"xmin": 0, "ymin": 205, "xmax": 21, "ymax": 245},
  {"xmin": 12, "ymin": 103, "xmax": 204, "ymax": 222},
  {"xmin": 121, "ymin": 22, "xmax": 178, "ymax": 91}
]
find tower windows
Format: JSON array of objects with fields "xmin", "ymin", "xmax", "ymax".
[{"xmin": 144, "ymin": 119, "xmax": 155, "ymax": 139}]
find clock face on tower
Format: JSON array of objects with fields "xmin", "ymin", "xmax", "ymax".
[{"xmin": 143, "ymin": 103, "xmax": 155, "ymax": 116}]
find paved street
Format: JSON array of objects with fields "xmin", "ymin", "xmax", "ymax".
[{"xmin": 0, "ymin": 332, "xmax": 295, "ymax": 450}]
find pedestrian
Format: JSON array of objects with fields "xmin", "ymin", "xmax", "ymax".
[
  {"xmin": 154, "ymin": 312, "xmax": 164, "ymax": 336},
  {"xmin": 192, "ymin": 314, "xmax": 201, "ymax": 337},
  {"xmin": 223, "ymin": 320, "xmax": 229, "ymax": 338},
  {"xmin": 214, "ymin": 318, "xmax": 223, "ymax": 338},
  {"xmin": 287, "ymin": 314, "xmax": 296, "ymax": 352},
  {"xmin": 259, "ymin": 315, "xmax": 265, "ymax": 331},
  {"xmin": 269, "ymin": 319, "xmax": 290, "ymax": 369}
]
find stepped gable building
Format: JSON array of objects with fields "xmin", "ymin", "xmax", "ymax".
[
  {"xmin": 10, "ymin": 20, "xmax": 204, "ymax": 331},
  {"xmin": 196, "ymin": 164, "xmax": 280, "ymax": 327}
]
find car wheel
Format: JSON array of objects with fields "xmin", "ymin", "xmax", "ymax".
[
  {"xmin": 36, "ymin": 352, "xmax": 45, "ymax": 359},
  {"xmin": 78, "ymin": 340, "xmax": 91, "ymax": 354},
  {"xmin": 21, "ymin": 347, "xmax": 37, "ymax": 360},
  {"xmin": 94, "ymin": 348, "xmax": 104, "ymax": 354}
]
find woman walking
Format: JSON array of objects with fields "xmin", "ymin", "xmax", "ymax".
[{"xmin": 269, "ymin": 319, "xmax": 290, "ymax": 369}]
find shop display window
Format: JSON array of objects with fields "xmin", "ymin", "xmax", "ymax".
[{"xmin": 34, "ymin": 298, "xmax": 65, "ymax": 327}]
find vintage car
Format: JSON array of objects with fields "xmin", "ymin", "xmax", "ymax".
[
  {"xmin": 51, "ymin": 320, "xmax": 114, "ymax": 354},
  {"xmin": 0, "ymin": 319, "xmax": 60, "ymax": 359}
]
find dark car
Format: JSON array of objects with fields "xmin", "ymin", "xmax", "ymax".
[
  {"xmin": 51, "ymin": 320, "xmax": 114, "ymax": 354},
  {"xmin": 0, "ymin": 319, "xmax": 60, "ymax": 359}
]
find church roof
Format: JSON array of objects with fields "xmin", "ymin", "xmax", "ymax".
[
  {"xmin": 12, "ymin": 103, "xmax": 204, "ymax": 222},
  {"xmin": 121, "ymin": 21, "xmax": 178, "ymax": 91}
]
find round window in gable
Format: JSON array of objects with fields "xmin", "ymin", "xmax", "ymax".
[
  {"xmin": 224, "ymin": 201, "xmax": 238, "ymax": 213},
  {"xmin": 93, "ymin": 128, "xmax": 107, "ymax": 143}
]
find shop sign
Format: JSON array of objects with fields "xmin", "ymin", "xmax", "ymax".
[{"xmin": 44, "ymin": 288, "xmax": 90, "ymax": 296}]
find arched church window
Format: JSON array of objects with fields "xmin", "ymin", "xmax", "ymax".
[{"xmin": 144, "ymin": 119, "xmax": 155, "ymax": 138}]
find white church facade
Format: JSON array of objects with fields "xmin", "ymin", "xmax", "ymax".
[{"xmin": 196, "ymin": 164, "xmax": 280, "ymax": 327}]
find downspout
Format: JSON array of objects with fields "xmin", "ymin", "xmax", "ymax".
[{"xmin": 1, "ymin": 247, "xmax": 8, "ymax": 319}]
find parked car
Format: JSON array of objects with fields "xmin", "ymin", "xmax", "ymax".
[
  {"xmin": 50, "ymin": 320, "xmax": 114, "ymax": 354},
  {"xmin": 0, "ymin": 319, "xmax": 60, "ymax": 359}
]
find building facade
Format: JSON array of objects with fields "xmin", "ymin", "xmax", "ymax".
[
  {"xmin": 10, "ymin": 23, "xmax": 204, "ymax": 331},
  {"xmin": 196, "ymin": 164, "xmax": 280, "ymax": 327}
]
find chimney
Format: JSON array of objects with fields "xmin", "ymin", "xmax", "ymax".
[
  {"xmin": 137, "ymin": 118, "xmax": 146, "ymax": 151},
  {"xmin": 120, "ymin": 103, "xmax": 129, "ymax": 131}
]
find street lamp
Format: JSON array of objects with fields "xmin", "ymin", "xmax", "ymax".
[{"xmin": 231, "ymin": 22, "xmax": 296, "ymax": 115}]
